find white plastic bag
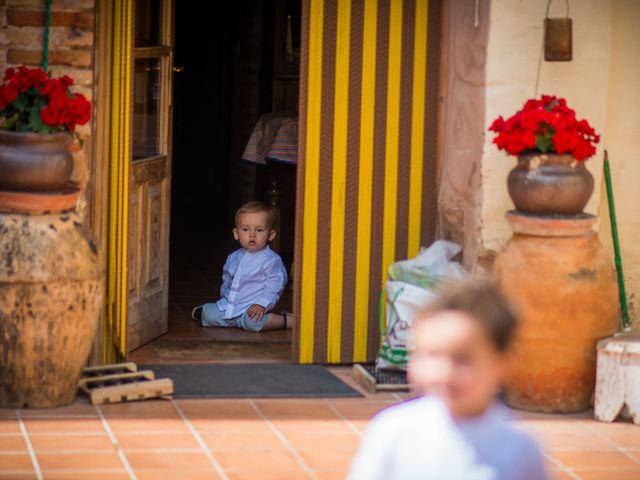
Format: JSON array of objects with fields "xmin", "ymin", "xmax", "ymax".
[
  {"xmin": 376, "ymin": 240, "xmax": 468, "ymax": 371},
  {"xmin": 387, "ymin": 240, "xmax": 467, "ymax": 287}
]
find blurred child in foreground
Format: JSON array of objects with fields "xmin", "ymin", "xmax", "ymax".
[{"xmin": 347, "ymin": 280, "xmax": 548, "ymax": 480}]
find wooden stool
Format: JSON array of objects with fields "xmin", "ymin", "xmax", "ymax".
[{"xmin": 594, "ymin": 332, "xmax": 640, "ymax": 425}]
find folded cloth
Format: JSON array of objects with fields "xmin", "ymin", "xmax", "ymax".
[{"xmin": 241, "ymin": 113, "xmax": 298, "ymax": 165}]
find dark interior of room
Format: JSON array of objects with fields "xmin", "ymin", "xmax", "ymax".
[{"xmin": 130, "ymin": 0, "xmax": 300, "ymax": 363}]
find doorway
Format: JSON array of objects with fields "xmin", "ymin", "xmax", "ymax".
[{"xmin": 129, "ymin": 0, "xmax": 301, "ymax": 364}]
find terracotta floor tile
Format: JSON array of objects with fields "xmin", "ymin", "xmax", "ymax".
[
  {"xmin": 347, "ymin": 419, "xmax": 373, "ymax": 432},
  {"xmin": 298, "ymin": 448, "xmax": 355, "ymax": 470},
  {"xmin": 191, "ymin": 418, "xmax": 272, "ymax": 434},
  {"xmin": 547, "ymin": 470, "xmax": 576, "ymax": 480},
  {"xmin": 270, "ymin": 418, "xmax": 355, "ymax": 434},
  {"xmin": 225, "ymin": 467, "xmax": 312, "ymax": 480},
  {"xmin": 200, "ymin": 430, "xmax": 284, "ymax": 451},
  {"xmin": 0, "ymin": 474, "xmax": 36, "ymax": 480},
  {"xmin": 596, "ymin": 430, "xmax": 640, "ymax": 450},
  {"xmin": 100, "ymin": 400, "xmax": 180, "ymax": 419},
  {"xmin": 577, "ymin": 470, "xmax": 640, "ymax": 480},
  {"xmin": 215, "ymin": 449, "xmax": 300, "ymax": 471},
  {"xmin": 0, "ymin": 453, "xmax": 33, "ymax": 470},
  {"xmin": 327, "ymin": 399, "xmax": 396, "ymax": 420},
  {"xmin": 550, "ymin": 451, "xmax": 640, "ymax": 470},
  {"xmin": 29, "ymin": 434, "xmax": 114, "ymax": 452},
  {"xmin": 534, "ymin": 432, "xmax": 614, "ymax": 451},
  {"xmin": 24, "ymin": 418, "xmax": 106, "ymax": 434},
  {"xmin": 0, "ymin": 420, "xmax": 21, "ymax": 433},
  {"xmin": 254, "ymin": 400, "xmax": 339, "ymax": 419},
  {"xmin": 581, "ymin": 419, "xmax": 637, "ymax": 435},
  {"xmin": 282, "ymin": 431, "xmax": 361, "ymax": 451},
  {"xmin": 105, "ymin": 417, "xmax": 190, "ymax": 434},
  {"xmin": 42, "ymin": 473, "xmax": 129, "ymax": 480},
  {"xmin": 116, "ymin": 432, "xmax": 200, "ymax": 450},
  {"xmin": 36, "ymin": 452, "xmax": 124, "ymax": 471},
  {"xmin": 313, "ymin": 469, "xmax": 351, "ymax": 480},
  {"xmin": 126, "ymin": 451, "xmax": 212, "ymax": 469},
  {"xmin": 0, "ymin": 435, "xmax": 26, "ymax": 451},
  {"xmin": 134, "ymin": 469, "xmax": 221, "ymax": 480},
  {"xmin": 516, "ymin": 419, "xmax": 591, "ymax": 435},
  {"xmin": 177, "ymin": 399, "xmax": 259, "ymax": 419},
  {"xmin": 19, "ymin": 400, "xmax": 97, "ymax": 419}
]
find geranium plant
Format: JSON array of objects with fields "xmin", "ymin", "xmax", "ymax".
[
  {"xmin": 0, "ymin": 66, "xmax": 91, "ymax": 142},
  {"xmin": 489, "ymin": 95, "xmax": 599, "ymax": 161}
]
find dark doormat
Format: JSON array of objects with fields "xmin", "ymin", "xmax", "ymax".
[{"xmin": 140, "ymin": 364, "xmax": 363, "ymax": 398}]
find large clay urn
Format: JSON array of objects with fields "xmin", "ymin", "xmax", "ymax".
[
  {"xmin": 0, "ymin": 130, "xmax": 75, "ymax": 192},
  {"xmin": 0, "ymin": 211, "xmax": 103, "ymax": 408},
  {"xmin": 494, "ymin": 212, "xmax": 618, "ymax": 413},
  {"xmin": 508, "ymin": 153, "xmax": 594, "ymax": 215}
]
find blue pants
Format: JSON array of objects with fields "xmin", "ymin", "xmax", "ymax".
[{"xmin": 200, "ymin": 303, "xmax": 270, "ymax": 332}]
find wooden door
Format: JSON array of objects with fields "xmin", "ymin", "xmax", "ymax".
[{"xmin": 127, "ymin": 0, "xmax": 175, "ymax": 352}]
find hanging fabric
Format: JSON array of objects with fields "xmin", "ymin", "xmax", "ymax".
[{"xmin": 102, "ymin": 0, "xmax": 133, "ymax": 363}]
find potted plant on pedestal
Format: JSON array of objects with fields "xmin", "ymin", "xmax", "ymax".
[
  {"xmin": 490, "ymin": 95, "xmax": 619, "ymax": 413},
  {"xmin": 0, "ymin": 66, "xmax": 103, "ymax": 409}
]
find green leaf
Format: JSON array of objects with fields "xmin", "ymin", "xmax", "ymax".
[
  {"xmin": 536, "ymin": 134, "xmax": 553, "ymax": 152},
  {"xmin": 27, "ymin": 104, "xmax": 50, "ymax": 133},
  {"xmin": 12, "ymin": 94, "xmax": 29, "ymax": 112}
]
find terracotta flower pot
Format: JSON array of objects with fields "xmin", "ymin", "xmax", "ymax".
[
  {"xmin": 0, "ymin": 211, "xmax": 103, "ymax": 408},
  {"xmin": 494, "ymin": 212, "xmax": 619, "ymax": 413},
  {"xmin": 0, "ymin": 130, "xmax": 75, "ymax": 192},
  {"xmin": 507, "ymin": 152, "xmax": 594, "ymax": 215}
]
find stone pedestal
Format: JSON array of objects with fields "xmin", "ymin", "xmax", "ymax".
[
  {"xmin": 595, "ymin": 332, "xmax": 640, "ymax": 425},
  {"xmin": 494, "ymin": 211, "xmax": 619, "ymax": 413},
  {"xmin": 0, "ymin": 211, "xmax": 103, "ymax": 408}
]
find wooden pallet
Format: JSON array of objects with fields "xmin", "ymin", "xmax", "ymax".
[
  {"xmin": 352, "ymin": 364, "xmax": 409, "ymax": 393},
  {"xmin": 78, "ymin": 363, "xmax": 173, "ymax": 405}
]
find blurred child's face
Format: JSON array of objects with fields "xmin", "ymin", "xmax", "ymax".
[
  {"xmin": 233, "ymin": 212, "xmax": 276, "ymax": 252},
  {"xmin": 408, "ymin": 310, "xmax": 507, "ymax": 418}
]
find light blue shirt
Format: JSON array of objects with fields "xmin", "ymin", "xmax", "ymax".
[
  {"xmin": 348, "ymin": 396, "xmax": 548, "ymax": 480},
  {"xmin": 216, "ymin": 246, "xmax": 288, "ymax": 319}
]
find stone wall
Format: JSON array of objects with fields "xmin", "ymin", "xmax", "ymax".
[{"xmin": 0, "ymin": 0, "xmax": 96, "ymax": 210}]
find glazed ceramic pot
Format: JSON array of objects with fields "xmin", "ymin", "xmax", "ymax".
[
  {"xmin": 508, "ymin": 152, "xmax": 594, "ymax": 215},
  {"xmin": 494, "ymin": 212, "xmax": 619, "ymax": 413},
  {"xmin": 0, "ymin": 211, "xmax": 103, "ymax": 408},
  {"xmin": 0, "ymin": 131, "xmax": 74, "ymax": 192}
]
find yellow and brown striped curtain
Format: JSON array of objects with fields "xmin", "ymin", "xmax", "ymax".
[
  {"xmin": 102, "ymin": 0, "xmax": 133, "ymax": 363},
  {"xmin": 294, "ymin": 0, "xmax": 440, "ymax": 364}
]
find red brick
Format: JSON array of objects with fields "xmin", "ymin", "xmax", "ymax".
[
  {"xmin": 7, "ymin": 9, "xmax": 94, "ymax": 28},
  {"xmin": 7, "ymin": 49, "xmax": 92, "ymax": 68}
]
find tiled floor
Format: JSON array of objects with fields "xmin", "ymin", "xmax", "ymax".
[{"xmin": 0, "ymin": 369, "xmax": 638, "ymax": 480}]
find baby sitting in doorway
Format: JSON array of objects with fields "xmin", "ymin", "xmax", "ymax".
[{"xmin": 191, "ymin": 201, "xmax": 291, "ymax": 332}]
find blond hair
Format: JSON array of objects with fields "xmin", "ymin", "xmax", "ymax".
[{"xmin": 234, "ymin": 201, "xmax": 277, "ymax": 230}]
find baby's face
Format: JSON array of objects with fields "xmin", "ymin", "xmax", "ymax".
[
  {"xmin": 408, "ymin": 310, "xmax": 507, "ymax": 418},
  {"xmin": 233, "ymin": 212, "xmax": 276, "ymax": 252}
]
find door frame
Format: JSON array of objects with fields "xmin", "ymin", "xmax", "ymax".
[{"xmin": 92, "ymin": 0, "xmax": 175, "ymax": 361}]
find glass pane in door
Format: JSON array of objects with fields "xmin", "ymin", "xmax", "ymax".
[
  {"xmin": 135, "ymin": 0, "xmax": 163, "ymax": 47},
  {"xmin": 132, "ymin": 57, "xmax": 162, "ymax": 160}
]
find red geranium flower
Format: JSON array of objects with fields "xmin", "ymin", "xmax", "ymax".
[
  {"xmin": 0, "ymin": 66, "xmax": 91, "ymax": 140},
  {"xmin": 489, "ymin": 95, "xmax": 599, "ymax": 161}
]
